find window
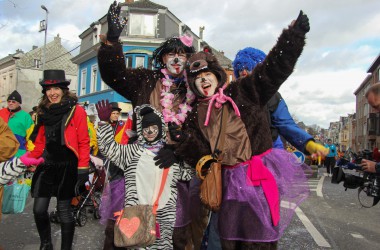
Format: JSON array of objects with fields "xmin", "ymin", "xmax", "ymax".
[
  {"xmin": 34, "ymin": 59, "xmax": 41, "ymax": 69},
  {"xmin": 126, "ymin": 55, "xmax": 133, "ymax": 68},
  {"xmin": 91, "ymin": 65, "xmax": 98, "ymax": 93},
  {"xmin": 148, "ymin": 56, "xmax": 153, "ymax": 70},
  {"xmin": 378, "ymin": 68, "xmax": 380, "ymax": 81},
  {"xmin": 135, "ymin": 56, "xmax": 145, "ymax": 68},
  {"xmin": 80, "ymin": 69, "xmax": 87, "ymax": 95},
  {"xmin": 101, "ymin": 79, "xmax": 109, "ymax": 91},
  {"xmin": 129, "ymin": 14, "xmax": 155, "ymax": 36}
]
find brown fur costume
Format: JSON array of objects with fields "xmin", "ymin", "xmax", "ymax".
[{"xmin": 175, "ymin": 24, "xmax": 307, "ymax": 166}]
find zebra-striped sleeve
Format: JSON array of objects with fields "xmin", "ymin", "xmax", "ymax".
[
  {"xmin": 97, "ymin": 124, "xmax": 142, "ymax": 170},
  {"xmin": 0, "ymin": 157, "xmax": 26, "ymax": 185}
]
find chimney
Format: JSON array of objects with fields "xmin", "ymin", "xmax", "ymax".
[
  {"xmin": 220, "ymin": 50, "xmax": 224, "ymax": 56},
  {"xmin": 32, "ymin": 45, "xmax": 38, "ymax": 50},
  {"xmin": 199, "ymin": 26, "xmax": 205, "ymax": 40},
  {"xmin": 54, "ymin": 34, "xmax": 61, "ymax": 44},
  {"xmin": 125, "ymin": 0, "xmax": 134, "ymax": 3}
]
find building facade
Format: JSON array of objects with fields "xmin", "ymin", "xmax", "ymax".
[
  {"xmin": 354, "ymin": 53, "xmax": 380, "ymax": 152},
  {"xmin": 0, "ymin": 35, "xmax": 77, "ymax": 112}
]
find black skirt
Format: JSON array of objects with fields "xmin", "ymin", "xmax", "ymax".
[{"xmin": 31, "ymin": 159, "xmax": 78, "ymax": 200}]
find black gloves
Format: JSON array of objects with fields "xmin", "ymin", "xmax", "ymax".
[
  {"xmin": 75, "ymin": 170, "xmax": 89, "ymax": 195},
  {"xmin": 154, "ymin": 146, "xmax": 179, "ymax": 169},
  {"xmin": 106, "ymin": 1, "xmax": 128, "ymax": 43},
  {"xmin": 292, "ymin": 10, "xmax": 310, "ymax": 33},
  {"xmin": 168, "ymin": 122, "xmax": 183, "ymax": 142},
  {"xmin": 95, "ymin": 99, "xmax": 112, "ymax": 122}
]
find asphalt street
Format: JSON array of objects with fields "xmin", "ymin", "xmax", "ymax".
[{"xmin": 1, "ymin": 167, "xmax": 379, "ymax": 250}]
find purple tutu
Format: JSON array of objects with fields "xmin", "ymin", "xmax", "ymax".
[
  {"xmin": 174, "ymin": 181, "xmax": 192, "ymax": 227},
  {"xmin": 218, "ymin": 148, "xmax": 310, "ymax": 242},
  {"xmin": 99, "ymin": 178, "xmax": 125, "ymax": 225}
]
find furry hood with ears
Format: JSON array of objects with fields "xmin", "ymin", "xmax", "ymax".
[{"xmin": 186, "ymin": 51, "xmax": 227, "ymax": 98}]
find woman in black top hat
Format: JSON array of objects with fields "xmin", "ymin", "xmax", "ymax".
[{"xmin": 28, "ymin": 69, "xmax": 90, "ymax": 250}]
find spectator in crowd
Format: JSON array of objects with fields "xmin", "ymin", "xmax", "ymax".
[
  {"xmin": 0, "ymin": 90, "xmax": 34, "ymax": 157},
  {"xmin": 361, "ymin": 82, "xmax": 380, "ymax": 174},
  {"xmin": 324, "ymin": 139, "xmax": 338, "ymax": 177}
]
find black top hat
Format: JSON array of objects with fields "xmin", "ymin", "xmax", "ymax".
[
  {"xmin": 110, "ymin": 102, "xmax": 122, "ymax": 112},
  {"xmin": 40, "ymin": 70, "xmax": 71, "ymax": 88}
]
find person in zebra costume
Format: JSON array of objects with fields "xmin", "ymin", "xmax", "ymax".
[{"xmin": 96, "ymin": 101, "xmax": 195, "ymax": 249}]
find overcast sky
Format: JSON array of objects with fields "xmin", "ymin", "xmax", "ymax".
[{"xmin": 1, "ymin": 0, "xmax": 379, "ymax": 128}]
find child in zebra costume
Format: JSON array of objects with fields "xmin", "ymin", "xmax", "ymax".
[{"xmin": 96, "ymin": 101, "xmax": 194, "ymax": 249}]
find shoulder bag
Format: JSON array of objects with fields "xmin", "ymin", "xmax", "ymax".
[{"xmin": 113, "ymin": 168, "xmax": 169, "ymax": 248}]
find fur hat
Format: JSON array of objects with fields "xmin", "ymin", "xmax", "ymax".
[
  {"xmin": 187, "ymin": 51, "xmax": 227, "ymax": 98},
  {"xmin": 40, "ymin": 70, "xmax": 71, "ymax": 93},
  {"xmin": 232, "ymin": 47, "xmax": 266, "ymax": 78},
  {"xmin": 7, "ymin": 90, "xmax": 22, "ymax": 104},
  {"xmin": 152, "ymin": 35, "xmax": 195, "ymax": 69},
  {"xmin": 110, "ymin": 102, "xmax": 122, "ymax": 112}
]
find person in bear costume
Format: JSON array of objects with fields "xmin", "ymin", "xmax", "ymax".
[
  {"xmin": 97, "ymin": 2, "xmax": 198, "ymax": 248},
  {"xmin": 175, "ymin": 11, "xmax": 311, "ymax": 250}
]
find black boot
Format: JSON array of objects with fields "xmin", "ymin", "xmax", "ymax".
[
  {"xmin": 61, "ymin": 222, "xmax": 75, "ymax": 250},
  {"xmin": 34, "ymin": 212, "xmax": 53, "ymax": 250},
  {"xmin": 40, "ymin": 242, "xmax": 54, "ymax": 250}
]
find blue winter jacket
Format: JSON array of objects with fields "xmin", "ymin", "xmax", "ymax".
[{"xmin": 269, "ymin": 93, "xmax": 313, "ymax": 153}]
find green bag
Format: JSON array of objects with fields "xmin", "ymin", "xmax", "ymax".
[{"xmin": 2, "ymin": 181, "xmax": 31, "ymax": 214}]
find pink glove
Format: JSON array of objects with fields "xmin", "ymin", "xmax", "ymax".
[{"xmin": 20, "ymin": 152, "xmax": 45, "ymax": 167}]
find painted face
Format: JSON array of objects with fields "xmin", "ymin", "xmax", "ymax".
[
  {"xmin": 7, "ymin": 100, "xmax": 20, "ymax": 111},
  {"xmin": 46, "ymin": 86, "xmax": 63, "ymax": 104},
  {"xmin": 195, "ymin": 71, "xmax": 218, "ymax": 97},
  {"xmin": 110, "ymin": 111, "xmax": 120, "ymax": 122},
  {"xmin": 163, "ymin": 52, "xmax": 187, "ymax": 76},
  {"xmin": 239, "ymin": 68, "xmax": 252, "ymax": 78},
  {"xmin": 142, "ymin": 125, "xmax": 159, "ymax": 142}
]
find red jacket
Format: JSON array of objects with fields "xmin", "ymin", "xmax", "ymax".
[{"xmin": 30, "ymin": 105, "xmax": 90, "ymax": 171}]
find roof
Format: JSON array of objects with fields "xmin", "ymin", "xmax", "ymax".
[
  {"xmin": 121, "ymin": 0, "xmax": 167, "ymax": 10},
  {"xmin": 367, "ymin": 53, "xmax": 380, "ymax": 73}
]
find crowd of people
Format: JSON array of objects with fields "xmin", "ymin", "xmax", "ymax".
[{"xmin": 2, "ymin": 2, "xmax": 378, "ymax": 250}]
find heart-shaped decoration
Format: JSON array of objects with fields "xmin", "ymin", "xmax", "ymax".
[{"xmin": 119, "ymin": 217, "xmax": 141, "ymax": 238}]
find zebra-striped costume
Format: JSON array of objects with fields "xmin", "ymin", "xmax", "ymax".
[
  {"xmin": 0, "ymin": 157, "xmax": 26, "ymax": 185},
  {"xmin": 97, "ymin": 105, "xmax": 194, "ymax": 249}
]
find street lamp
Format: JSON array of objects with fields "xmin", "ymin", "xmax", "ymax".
[{"xmin": 40, "ymin": 5, "xmax": 49, "ymax": 72}]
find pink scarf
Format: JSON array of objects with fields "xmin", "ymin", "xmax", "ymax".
[
  {"xmin": 202, "ymin": 85, "xmax": 240, "ymax": 126},
  {"xmin": 246, "ymin": 149, "xmax": 280, "ymax": 226}
]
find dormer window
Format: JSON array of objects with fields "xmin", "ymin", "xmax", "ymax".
[
  {"xmin": 34, "ymin": 59, "xmax": 41, "ymax": 68},
  {"xmin": 129, "ymin": 13, "xmax": 156, "ymax": 36}
]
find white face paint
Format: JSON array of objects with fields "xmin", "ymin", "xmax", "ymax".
[
  {"xmin": 163, "ymin": 52, "xmax": 187, "ymax": 76},
  {"xmin": 142, "ymin": 125, "xmax": 159, "ymax": 142},
  {"xmin": 194, "ymin": 71, "xmax": 218, "ymax": 97}
]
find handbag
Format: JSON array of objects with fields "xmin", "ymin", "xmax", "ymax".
[
  {"xmin": 114, "ymin": 168, "xmax": 169, "ymax": 248},
  {"xmin": 199, "ymin": 105, "xmax": 228, "ymax": 212},
  {"xmin": 2, "ymin": 179, "xmax": 31, "ymax": 214}
]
